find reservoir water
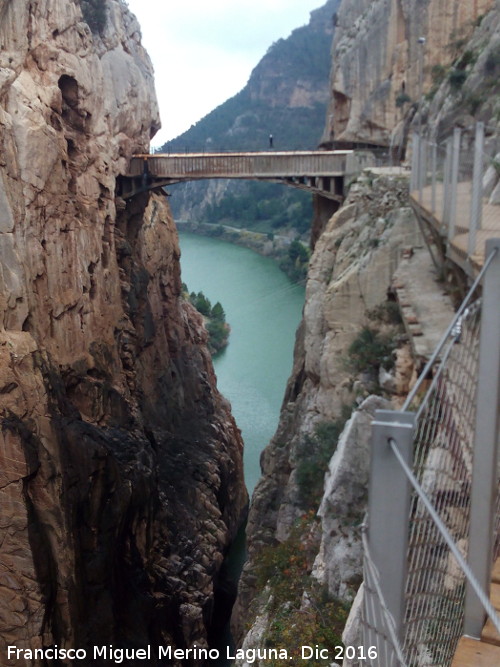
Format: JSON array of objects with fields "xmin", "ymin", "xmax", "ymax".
[
  {"xmin": 179, "ymin": 232, "xmax": 304, "ymax": 663},
  {"xmin": 178, "ymin": 232, "xmax": 305, "ymax": 494}
]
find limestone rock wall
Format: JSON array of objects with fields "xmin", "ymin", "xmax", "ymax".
[
  {"xmin": 424, "ymin": 1, "xmax": 500, "ymax": 141},
  {"xmin": 232, "ymin": 172, "xmax": 422, "ymax": 645},
  {"xmin": 322, "ymin": 0, "xmax": 495, "ymax": 147},
  {"xmin": 0, "ymin": 0, "xmax": 246, "ymax": 661}
]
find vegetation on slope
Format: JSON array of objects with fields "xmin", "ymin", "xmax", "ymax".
[
  {"xmin": 161, "ymin": 0, "xmax": 340, "ymax": 239},
  {"xmin": 202, "ymin": 182, "xmax": 312, "ymax": 235},
  {"xmin": 253, "ymin": 514, "xmax": 349, "ymax": 666},
  {"xmin": 79, "ymin": 0, "xmax": 107, "ymax": 33},
  {"xmin": 183, "ymin": 286, "xmax": 230, "ymax": 355}
]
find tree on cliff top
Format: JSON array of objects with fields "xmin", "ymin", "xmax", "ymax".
[{"xmin": 80, "ymin": 0, "xmax": 107, "ymax": 34}]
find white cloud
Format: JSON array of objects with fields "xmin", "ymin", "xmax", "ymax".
[{"xmin": 125, "ymin": 0, "xmax": 326, "ymax": 145}]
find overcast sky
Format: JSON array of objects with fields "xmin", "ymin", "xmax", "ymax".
[{"xmin": 125, "ymin": 0, "xmax": 325, "ymax": 147}]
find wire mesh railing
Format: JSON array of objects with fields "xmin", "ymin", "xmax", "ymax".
[
  {"xmin": 410, "ymin": 123, "xmax": 500, "ymax": 273},
  {"xmin": 401, "ymin": 300, "xmax": 480, "ymax": 665},
  {"xmin": 362, "ymin": 240, "xmax": 500, "ymax": 666}
]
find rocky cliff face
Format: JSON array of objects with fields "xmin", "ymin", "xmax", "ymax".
[
  {"xmin": 0, "ymin": 0, "xmax": 246, "ymax": 661},
  {"xmin": 232, "ymin": 171, "xmax": 423, "ymax": 650},
  {"xmin": 322, "ymin": 0, "xmax": 495, "ymax": 149},
  {"xmin": 424, "ymin": 0, "xmax": 500, "ymax": 141},
  {"xmin": 233, "ymin": 0, "xmax": 499, "ymax": 660}
]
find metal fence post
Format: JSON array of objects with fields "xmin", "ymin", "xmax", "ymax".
[
  {"xmin": 419, "ymin": 138, "xmax": 428, "ymax": 203},
  {"xmin": 464, "ymin": 238, "xmax": 500, "ymax": 638},
  {"xmin": 367, "ymin": 410, "xmax": 416, "ymax": 642},
  {"xmin": 431, "ymin": 142, "xmax": 437, "ymax": 214},
  {"xmin": 443, "ymin": 137, "xmax": 452, "ymax": 229},
  {"xmin": 448, "ymin": 128, "xmax": 461, "ymax": 241},
  {"xmin": 411, "ymin": 132, "xmax": 420, "ymax": 193},
  {"xmin": 468, "ymin": 122, "xmax": 485, "ymax": 258}
]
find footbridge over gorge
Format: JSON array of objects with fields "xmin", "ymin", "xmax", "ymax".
[{"xmin": 118, "ymin": 150, "xmax": 375, "ymax": 202}]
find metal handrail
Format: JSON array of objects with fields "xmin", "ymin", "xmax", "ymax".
[
  {"xmin": 364, "ymin": 238, "xmax": 500, "ymax": 663},
  {"xmin": 389, "ymin": 437, "xmax": 500, "ymax": 637},
  {"xmin": 402, "ymin": 246, "xmax": 498, "ymax": 410}
]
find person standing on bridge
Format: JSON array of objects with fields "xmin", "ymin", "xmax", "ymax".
[{"xmin": 269, "ymin": 134, "xmax": 274, "ymax": 149}]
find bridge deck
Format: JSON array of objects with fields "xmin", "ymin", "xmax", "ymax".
[
  {"xmin": 130, "ymin": 150, "xmax": 353, "ymax": 179},
  {"xmin": 120, "ymin": 150, "xmax": 375, "ymax": 201}
]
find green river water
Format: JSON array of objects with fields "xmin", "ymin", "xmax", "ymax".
[
  {"xmin": 178, "ymin": 232, "xmax": 304, "ymax": 662},
  {"xmin": 178, "ymin": 232, "xmax": 305, "ymax": 494}
]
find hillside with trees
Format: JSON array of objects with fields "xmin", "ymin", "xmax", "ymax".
[{"xmin": 160, "ymin": 0, "xmax": 340, "ymax": 239}]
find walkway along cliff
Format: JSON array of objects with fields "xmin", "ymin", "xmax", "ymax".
[
  {"xmin": 231, "ymin": 0, "xmax": 500, "ymax": 663},
  {"xmin": 0, "ymin": 0, "xmax": 247, "ymax": 662}
]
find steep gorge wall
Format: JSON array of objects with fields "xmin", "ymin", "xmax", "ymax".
[
  {"xmin": 233, "ymin": 0, "xmax": 499, "ymax": 659},
  {"xmin": 232, "ymin": 172, "xmax": 422, "ymax": 649},
  {"xmin": 0, "ymin": 0, "xmax": 246, "ymax": 661},
  {"xmin": 322, "ymin": 0, "xmax": 495, "ymax": 148}
]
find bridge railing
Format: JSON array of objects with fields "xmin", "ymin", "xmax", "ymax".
[
  {"xmin": 410, "ymin": 123, "xmax": 500, "ymax": 271},
  {"xmin": 130, "ymin": 151, "xmax": 357, "ymax": 180},
  {"xmin": 362, "ymin": 239, "xmax": 500, "ymax": 665}
]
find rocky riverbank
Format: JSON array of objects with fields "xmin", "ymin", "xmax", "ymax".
[{"xmin": 177, "ymin": 221, "xmax": 310, "ymax": 283}]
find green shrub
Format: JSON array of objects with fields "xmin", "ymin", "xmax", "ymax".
[
  {"xmin": 448, "ymin": 68, "xmax": 467, "ymax": 91},
  {"xmin": 210, "ymin": 301, "xmax": 225, "ymax": 322},
  {"xmin": 288, "ymin": 239, "xmax": 310, "ymax": 263},
  {"xmin": 367, "ymin": 300, "xmax": 402, "ymax": 325},
  {"xmin": 484, "ymin": 45, "xmax": 500, "ymax": 77},
  {"xmin": 431, "ymin": 64, "xmax": 447, "ymax": 86},
  {"xmin": 347, "ymin": 326, "xmax": 396, "ymax": 373},
  {"xmin": 455, "ymin": 49, "xmax": 477, "ymax": 70},
  {"xmin": 395, "ymin": 92, "xmax": 411, "ymax": 108},
  {"xmin": 80, "ymin": 0, "xmax": 107, "ymax": 34},
  {"xmin": 206, "ymin": 319, "xmax": 230, "ymax": 354},
  {"xmin": 264, "ymin": 587, "xmax": 348, "ymax": 665},
  {"xmin": 295, "ymin": 419, "xmax": 348, "ymax": 509},
  {"xmin": 255, "ymin": 516, "xmax": 349, "ymax": 666},
  {"xmin": 192, "ymin": 291, "xmax": 212, "ymax": 316},
  {"xmin": 185, "ymin": 290, "xmax": 230, "ymax": 354},
  {"xmin": 466, "ymin": 92, "xmax": 484, "ymax": 115}
]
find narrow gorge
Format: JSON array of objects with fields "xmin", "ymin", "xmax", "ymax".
[{"xmin": 1, "ymin": 0, "xmax": 499, "ymax": 665}]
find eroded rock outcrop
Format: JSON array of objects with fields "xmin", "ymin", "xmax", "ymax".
[
  {"xmin": 0, "ymin": 1, "xmax": 246, "ymax": 662},
  {"xmin": 232, "ymin": 172, "xmax": 422, "ymax": 649},
  {"xmin": 424, "ymin": 0, "xmax": 500, "ymax": 140}
]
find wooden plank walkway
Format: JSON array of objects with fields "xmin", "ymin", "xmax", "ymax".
[
  {"xmin": 452, "ymin": 558, "xmax": 500, "ymax": 666},
  {"xmin": 410, "ymin": 183, "xmax": 500, "ymax": 278}
]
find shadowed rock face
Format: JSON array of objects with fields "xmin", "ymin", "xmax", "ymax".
[{"xmin": 0, "ymin": 1, "xmax": 246, "ymax": 661}]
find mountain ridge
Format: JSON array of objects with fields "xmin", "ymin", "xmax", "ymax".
[{"xmin": 162, "ymin": 0, "xmax": 341, "ymax": 239}]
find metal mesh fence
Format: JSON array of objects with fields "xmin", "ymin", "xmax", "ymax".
[
  {"xmin": 362, "ymin": 243, "xmax": 500, "ymax": 666},
  {"xmin": 482, "ymin": 129, "xmax": 500, "ymax": 232},
  {"xmin": 416, "ymin": 141, "xmax": 447, "ymax": 231},
  {"xmin": 411, "ymin": 124, "xmax": 500, "ymax": 271},
  {"xmin": 402, "ymin": 301, "xmax": 481, "ymax": 666},
  {"xmin": 363, "ymin": 532, "xmax": 409, "ymax": 667}
]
